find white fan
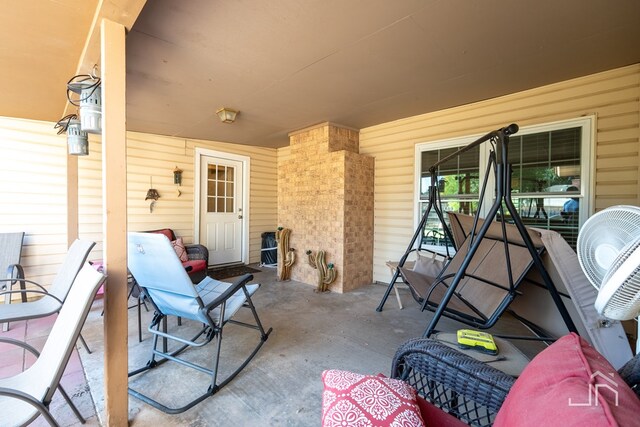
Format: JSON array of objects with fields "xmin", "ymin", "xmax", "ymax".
[{"xmin": 577, "ymin": 205, "xmax": 640, "ymax": 352}]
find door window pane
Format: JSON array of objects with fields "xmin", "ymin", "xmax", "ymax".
[{"xmin": 206, "ymin": 164, "xmax": 236, "ymax": 213}]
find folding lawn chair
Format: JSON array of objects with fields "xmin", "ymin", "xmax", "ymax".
[
  {"xmin": 127, "ymin": 232, "xmax": 272, "ymax": 414},
  {"xmin": 0, "ymin": 264, "xmax": 106, "ymax": 426},
  {"xmin": 0, "ymin": 232, "xmax": 25, "ymax": 331},
  {"xmin": 0, "ymin": 239, "xmax": 96, "ymax": 351}
]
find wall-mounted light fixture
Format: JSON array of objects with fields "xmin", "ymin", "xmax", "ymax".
[
  {"xmin": 216, "ymin": 107, "xmax": 239, "ymax": 124},
  {"xmin": 173, "ymin": 166, "xmax": 183, "ymax": 185},
  {"xmin": 54, "ymin": 114, "xmax": 89, "ymax": 156},
  {"xmin": 173, "ymin": 166, "xmax": 183, "ymax": 197},
  {"xmin": 67, "ymin": 70, "xmax": 102, "ymax": 134}
]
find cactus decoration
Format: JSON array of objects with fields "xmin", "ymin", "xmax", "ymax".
[
  {"xmin": 306, "ymin": 250, "xmax": 337, "ymax": 293},
  {"xmin": 276, "ymin": 227, "xmax": 295, "ymax": 281}
]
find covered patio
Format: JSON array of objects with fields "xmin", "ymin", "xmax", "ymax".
[
  {"xmin": 1, "ymin": 0, "xmax": 639, "ymax": 425},
  {"xmin": 21, "ymin": 266, "xmax": 541, "ymax": 426}
]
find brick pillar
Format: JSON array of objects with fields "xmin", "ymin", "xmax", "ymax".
[{"xmin": 278, "ymin": 122, "xmax": 374, "ymax": 292}]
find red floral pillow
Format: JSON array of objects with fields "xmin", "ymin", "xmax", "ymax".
[
  {"xmin": 171, "ymin": 238, "xmax": 189, "ymax": 262},
  {"xmin": 321, "ymin": 369, "xmax": 425, "ymax": 427}
]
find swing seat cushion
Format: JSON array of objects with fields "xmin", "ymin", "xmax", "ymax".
[{"xmin": 413, "ymin": 251, "xmax": 445, "ymax": 277}]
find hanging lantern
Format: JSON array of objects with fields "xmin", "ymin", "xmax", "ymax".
[
  {"xmin": 67, "ymin": 74, "xmax": 102, "ymax": 134},
  {"xmin": 173, "ymin": 166, "xmax": 183, "ymax": 185},
  {"xmin": 55, "ymin": 114, "xmax": 89, "ymax": 156}
]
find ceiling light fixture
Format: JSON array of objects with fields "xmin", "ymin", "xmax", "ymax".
[{"xmin": 216, "ymin": 108, "xmax": 239, "ymax": 124}]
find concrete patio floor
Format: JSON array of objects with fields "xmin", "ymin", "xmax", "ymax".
[{"xmin": 6, "ymin": 265, "xmax": 546, "ymax": 426}]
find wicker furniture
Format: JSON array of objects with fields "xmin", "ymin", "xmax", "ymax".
[
  {"xmin": 391, "ymin": 334, "xmax": 640, "ymax": 426},
  {"xmin": 393, "ymin": 338, "xmax": 513, "ymax": 426}
]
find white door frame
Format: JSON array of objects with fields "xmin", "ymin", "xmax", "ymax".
[{"xmin": 194, "ymin": 147, "xmax": 250, "ymax": 265}]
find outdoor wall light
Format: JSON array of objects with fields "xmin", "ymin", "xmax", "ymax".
[
  {"xmin": 216, "ymin": 107, "xmax": 239, "ymax": 124},
  {"xmin": 173, "ymin": 166, "xmax": 183, "ymax": 185},
  {"xmin": 54, "ymin": 114, "xmax": 89, "ymax": 156}
]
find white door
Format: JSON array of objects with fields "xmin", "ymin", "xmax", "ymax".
[{"xmin": 199, "ymin": 156, "xmax": 243, "ymax": 265}]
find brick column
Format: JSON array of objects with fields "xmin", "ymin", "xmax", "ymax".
[{"xmin": 278, "ymin": 122, "xmax": 374, "ymax": 292}]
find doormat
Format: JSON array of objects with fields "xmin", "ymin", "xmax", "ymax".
[{"xmin": 208, "ymin": 265, "xmax": 261, "ymax": 280}]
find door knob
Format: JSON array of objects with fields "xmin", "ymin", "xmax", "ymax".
[{"xmin": 238, "ymin": 215, "xmax": 243, "ymax": 219}]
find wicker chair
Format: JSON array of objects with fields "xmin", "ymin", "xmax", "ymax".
[
  {"xmin": 392, "ymin": 338, "xmax": 514, "ymax": 426},
  {"xmin": 391, "ymin": 336, "xmax": 640, "ymax": 427}
]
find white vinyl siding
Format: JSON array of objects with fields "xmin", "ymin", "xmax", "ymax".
[
  {"xmin": 81, "ymin": 131, "xmax": 278, "ymax": 264},
  {"xmin": 0, "ymin": 120, "xmax": 278, "ymax": 296},
  {"xmin": 0, "ymin": 117, "xmax": 71, "ymax": 287}
]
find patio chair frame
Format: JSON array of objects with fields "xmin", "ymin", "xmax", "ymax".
[
  {"xmin": 0, "ymin": 239, "xmax": 95, "ymax": 354},
  {"xmin": 1, "ymin": 232, "xmax": 26, "ymax": 331},
  {"xmin": 0, "ymin": 264, "xmax": 106, "ymax": 427},
  {"xmin": 127, "ymin": 232, "xmax": 272, "ymax": 414}
]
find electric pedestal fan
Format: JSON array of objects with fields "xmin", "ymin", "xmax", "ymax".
[{"xmin": 577, "ymin": 205, "xmax": 640, "ymax": 353}]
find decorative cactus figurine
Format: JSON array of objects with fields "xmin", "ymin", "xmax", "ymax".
[
  {"xmin": 306, "ymin": 249, "xmax": 337, "ymax": 293},
  {"xmin": 276, "ymin": 227, "xmax": 295, "ymax": 281}
]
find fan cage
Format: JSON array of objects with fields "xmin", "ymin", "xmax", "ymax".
[
  {"xmin": 595, "ymin": 239, "xmax": 640, "ymax": 320},
  {"xmin": 577, "ymin": 205, "xmax": 640, "ymax": 289}
]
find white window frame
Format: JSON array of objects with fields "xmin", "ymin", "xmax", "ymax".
[{"xmin": 414, "ymin": 117, "xmax": 595, "ymax": 233}]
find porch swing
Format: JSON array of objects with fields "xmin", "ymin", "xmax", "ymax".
[{"xmin": 376, "ymin": 124, "xmax": 578, "ymax": 340}]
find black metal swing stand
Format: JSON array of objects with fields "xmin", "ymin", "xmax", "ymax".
[{"xmin": 376, "ymin": 123, "xmax": 578, "ymax": 340}]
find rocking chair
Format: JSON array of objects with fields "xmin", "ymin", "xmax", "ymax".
[{"xmin": 126, "ymin": 232, "xmax": 272, "ymax": 414}]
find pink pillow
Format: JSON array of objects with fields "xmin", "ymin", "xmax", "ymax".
[
  {"xmin": 494, "ymin": 333, "xmax": 640, "ymax": 427},
  {"xmin": 171, "ymin": 238, "xmax": 189, "ymax": 262},
  {"xmin": 321, "ymin": 369, "xmax": 425, "ymax": 427}
]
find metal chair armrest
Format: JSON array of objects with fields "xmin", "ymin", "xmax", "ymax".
[
  {"xmin": 0, "ymin": 288, "xmax": 62, "ymax": 305},
  {"xmin": 203, "ymin": 274, "xmax": 254, "ymax": 311},
  {"xmin": 0, "ymin": 387, "xmax": 58, "ymax": 426},
  {"xmin": 0, "ymin": 336, "xmax": 41, "ymax": 356}
]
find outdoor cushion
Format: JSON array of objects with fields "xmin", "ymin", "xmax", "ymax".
[
  {"xmin": 494, "ymin": 332, "xmax": 640, "ymax": 427},
  {"xmin": 413, "ymin": 250, "xmax": 444, "ymax": 278},
  {"xmin": 171, "ymin": 238, "xmax": 189, "ymax": 262},
  {"xmin": 321, "ymin": 369, "xmax": 425, "ymax": 427}
]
